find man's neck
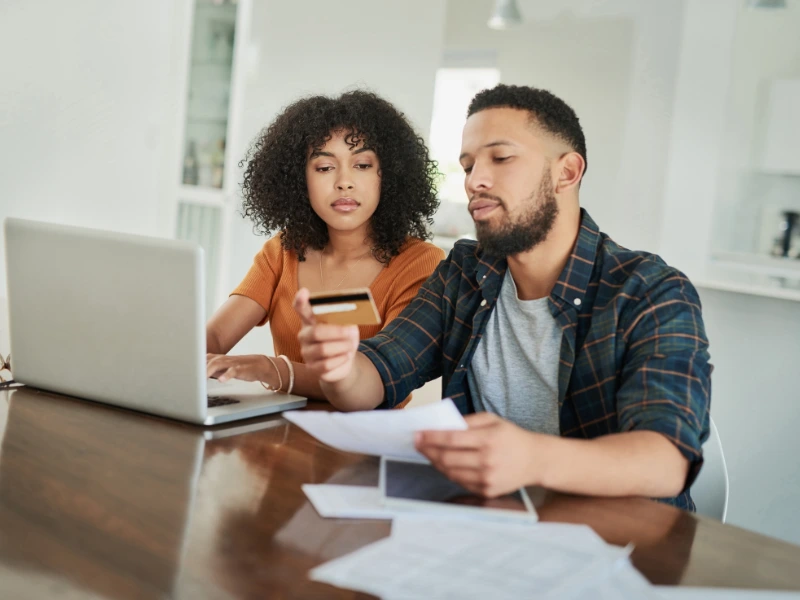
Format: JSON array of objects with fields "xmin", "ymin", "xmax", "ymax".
[{"xmin": 506, "ymin": 203, "xmax": 581, "ymax": 301}]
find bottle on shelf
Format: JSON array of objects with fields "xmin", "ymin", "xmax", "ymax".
[{"xmin": 182, "ymin": 140, "xmax": 199, "ymax": 186}]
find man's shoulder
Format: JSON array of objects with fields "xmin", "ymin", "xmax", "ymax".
[
  {"xmin": 596, "ymin": 234, "xmax": 699, "ymax": 303},
  {"xmin": 451, "ymin": 237, "xmax": 479, "ymax": 256},
  {"xmin": 442, "ymin": 238, "xmax": 481, "ymax": 273}
]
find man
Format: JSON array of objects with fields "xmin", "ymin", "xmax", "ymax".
[{"xmin": 294, "ymin": 84, "xmax": 711, "ymax": 510}]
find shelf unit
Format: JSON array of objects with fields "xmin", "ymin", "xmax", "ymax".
[{"xmin": 170, "ymin": 0, "xmax": 250, "ymax": 317}]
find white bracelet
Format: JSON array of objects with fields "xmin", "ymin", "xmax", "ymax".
[{"xmin": 278, "ymin": 355, "xmax": 294, "ymax": 395}]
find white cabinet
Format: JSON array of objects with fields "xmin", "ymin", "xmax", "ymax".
[
  {"xmin": 760, "ymin": 79, "xmax": 800, "ymax": 175},
  {"xmin": 171, "ymin": 0, "xmax": 250, "ymax": 317}
]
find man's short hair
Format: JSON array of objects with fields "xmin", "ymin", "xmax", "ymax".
[{"xmin": 467, "ymin": 84, "xmax": 588, "ymax": 178}]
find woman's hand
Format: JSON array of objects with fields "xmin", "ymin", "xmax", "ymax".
[{"xmin": 206, "ymin": 353, "xmax": 278, "ymax": 387}]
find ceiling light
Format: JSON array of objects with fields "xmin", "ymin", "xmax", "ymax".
[
  {"xmin": 488, "ymin": 0, "xmax": 523, "ymax": 30},
  {"xmin": 747, "ymin": 0, "xmax": 787, "ymax": 8}
]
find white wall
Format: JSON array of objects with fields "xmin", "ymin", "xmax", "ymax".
[
  {"xmin": 0, "ymin": 1, "xmax": 182, "ymax": 297},
  {"xmin": 698, "ymin": 288, "xmax": 800, "ymax": 544},
  {"xmin": 225, "ymin": 0, "xmax": 448, "ymax": 357},
  {"xmin": 443, "ymin": 0, "xmax": 685, "ymax": 253}
]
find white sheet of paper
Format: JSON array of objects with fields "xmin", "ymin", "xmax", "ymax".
[
  {"xmin": 303, "ymin": 484, "xmax": 399, "ymax": 520},
  {"xmin": 310, "ymin": 517, "xmax": 635, "ymax": 600},
  {"xmin": 283, "ymin": 398, "xmax": 467, "ymax": 460}
]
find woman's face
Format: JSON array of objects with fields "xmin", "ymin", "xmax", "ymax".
[{"xmin": 305, "ymin": 130, "xmax": 381, "ymax": 236}]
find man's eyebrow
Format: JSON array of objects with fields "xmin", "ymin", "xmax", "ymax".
[{"xmin": 459, "ymin": 140, "xmax": 515, "ymax": 161}]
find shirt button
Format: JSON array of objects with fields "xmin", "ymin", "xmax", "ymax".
[
  {"xmin": 574, "ymin": 298, "xmax": 582, "ymax": 306},
  {"xmin": 480, "ymin": 299, "xmax": 487, "ymax": 307}
]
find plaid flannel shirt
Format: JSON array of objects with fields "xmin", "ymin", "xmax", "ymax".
[{"xmin": 360, "ymin": 209, "xmax": 711, "ymax": 511}]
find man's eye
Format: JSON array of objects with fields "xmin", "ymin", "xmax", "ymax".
[
  {"xmin": 463, "ymin": 166, "xmax": 473, "ymax": 174},
  {"xmin": 494, "ymin": 156, "xmax": 511, "ymax": 162}
]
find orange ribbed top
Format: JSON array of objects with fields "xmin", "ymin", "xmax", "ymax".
[{"xmin": 231, "ymin": 236, "xmax": 445, "ymax": 362}]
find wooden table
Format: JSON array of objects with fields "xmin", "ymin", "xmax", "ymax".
[{"xmin": 1, "ymin": 387, "xmax": 799, "ymax": 599}]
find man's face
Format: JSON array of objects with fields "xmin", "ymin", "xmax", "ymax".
[{"xmin": 459, "ymin": 107, "xmax": 558, "ymax": 257}]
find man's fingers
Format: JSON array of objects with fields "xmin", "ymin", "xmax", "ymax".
[
  {"xmin": 301, "ymin": 339, "xmax": 357, "ymax": 363},
  {"xmin": 298, "ymin": 323, "xmax": 359, "ymax": 345},
  {"xmin": 293, "ymin": 288, "xmax": 317, "ymax": 326},
  {"xmin": 464, "ymin": 412, "xmax": 502, "ymax": 429},
  {"xmin": 305, "ymin": 353, "xmax": 351, "ymax": 377},
  {"xmin": 423, "ymin": 447, "xmax": 482, "ymax": 471},
  {"xmin": 415, "ymin": 427, "xmax": 488, "ymax": 450}
]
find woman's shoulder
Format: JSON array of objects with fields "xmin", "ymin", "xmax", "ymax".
[
  {"xmin": 259, "ymin": 234, "xmax": 298, "ymax": 264},
  {"xmin": 388, "ymin": 237, "xmax": 446, "ymax": 272}
]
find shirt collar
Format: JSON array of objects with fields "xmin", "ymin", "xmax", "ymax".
[
  {"xmin": 473, "ymin": 209, "xmax": 601, "ymax": 307},
  {"xmin": 550, "ymin": 208, "xmax": 601, "ymax": 308}
]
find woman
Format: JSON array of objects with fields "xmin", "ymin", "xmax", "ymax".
[{"xmin": 206, "ymin": 90, "xmax": 444, "ymax": 401}]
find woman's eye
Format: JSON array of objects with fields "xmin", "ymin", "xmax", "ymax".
[
  {"xmin": 494, "ymin": 156, "xmax": 511, "ymax": 163},
  {"xmin": 355, "ymin": 163, "xmax": 373, "ymax": 170},
  {"xmin": 463, "ymin": 166, "xmax": 473, "ymax": 174},
  {"xmin": 316, "ymin": 166, "xmax": 334, "ymax": 173}
]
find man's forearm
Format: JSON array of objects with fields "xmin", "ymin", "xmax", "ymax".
[
  {"xmin": 535, "ymin": 430, "xmax": 690, "ymax": 499},
  {"xmin": 320, "ymin": 352, "xmax": 385, "ymax": 411}
]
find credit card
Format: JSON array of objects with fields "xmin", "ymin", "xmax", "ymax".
[{"xmin": 308, "ymin": 287, "xmax": 382, "ymax": 326}]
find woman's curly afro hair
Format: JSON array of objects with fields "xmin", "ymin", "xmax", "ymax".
[{"xmin": 240, "ymin": 90, "xmax": 440, "ymax": 264}]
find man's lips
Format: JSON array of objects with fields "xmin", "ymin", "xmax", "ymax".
[{"xmin": 469, "ymin": 199, "xmax": 500, "ymax": 220}]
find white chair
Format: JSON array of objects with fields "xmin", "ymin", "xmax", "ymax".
[{"xmin": 691, "ymin": 416, "xmax": 730, "ymax": 522}]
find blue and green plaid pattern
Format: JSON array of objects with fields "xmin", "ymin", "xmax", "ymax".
[{"xmin": 360, "ymin": 210, "xmax": 711, "ymax": 510}]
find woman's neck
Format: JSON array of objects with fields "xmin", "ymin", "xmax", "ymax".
[{"xmin": 324, "ymin": 226, "xmax": 372, "ymax": 261}]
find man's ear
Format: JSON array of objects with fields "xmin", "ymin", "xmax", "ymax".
[{"xmin": 555, "ymin": 152, "xmax": 585, "ymax": 193}]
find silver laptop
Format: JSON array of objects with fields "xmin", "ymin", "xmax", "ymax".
[{"xmin": 4, "ymin": 218, "xmax": 307, "ymax": 425}]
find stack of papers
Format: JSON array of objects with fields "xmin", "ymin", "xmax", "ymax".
[
  {"xmin": 291, "ymin": 402, "xmax": 800, "ymax": 599},
  {"xmin": 310, "ymin": 517, "xmax": 653, "ymax": 599}
]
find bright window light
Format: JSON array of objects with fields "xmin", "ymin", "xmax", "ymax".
[{"xmin": 429, "ymin": 68, "xmax": 501, "ymax": 204}]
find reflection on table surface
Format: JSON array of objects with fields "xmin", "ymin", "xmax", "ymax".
[{"xmin": 1, "ymin": 386, "xmax": 800, "ymax": 599}]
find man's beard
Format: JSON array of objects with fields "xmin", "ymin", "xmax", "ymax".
[{"xmin": 474, "ymin": 173, "xmax": 559, "ymax": 258}]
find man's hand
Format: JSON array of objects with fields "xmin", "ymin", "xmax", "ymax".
[
  {"xmin": 294, "ymin": 288, "xmax": 360, "ymax": 383},
  {"xmin": 414, "ymin": 412, "xmax": 541, "ymax": 498},
  {"xmin": 206, "ymin": 353, "xmax": 275, "ymax": 385}
]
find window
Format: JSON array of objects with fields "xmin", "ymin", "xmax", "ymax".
[{"xmin": 429, "ymin": 67, "xmax": 501, "ymax": 205}]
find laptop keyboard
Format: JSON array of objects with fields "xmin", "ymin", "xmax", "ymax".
[{"xmin": 207, "ymin": 396, "xmax": 241, "ymax": 408}]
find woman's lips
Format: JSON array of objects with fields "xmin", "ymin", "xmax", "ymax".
[{"xmin": 332, "ymin": 198, "xmax": 360, "ymax": 212}]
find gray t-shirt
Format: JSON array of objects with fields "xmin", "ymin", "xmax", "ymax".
[{"xmin": 467, "ymin": 270, "xmax": 562, "ymax": 435}]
